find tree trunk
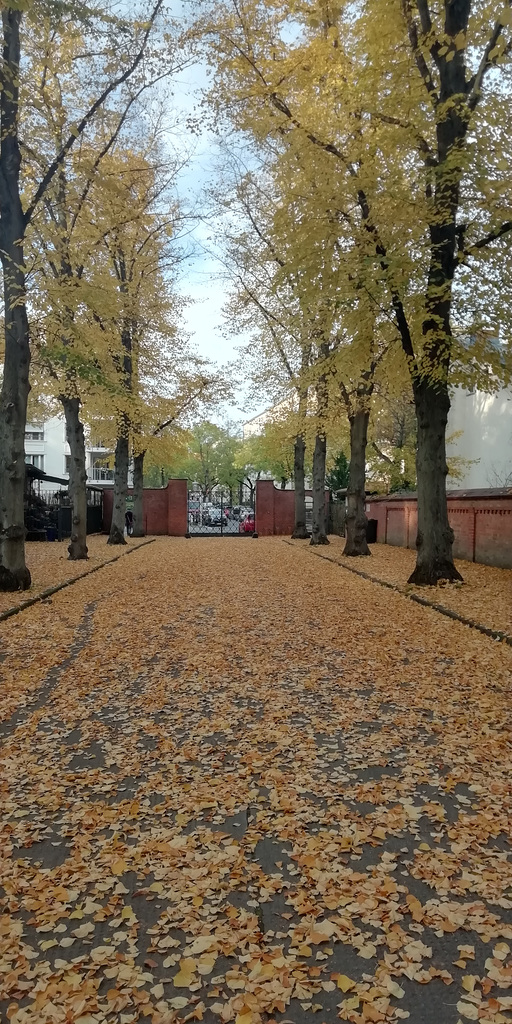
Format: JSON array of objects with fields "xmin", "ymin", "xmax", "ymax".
[
  {"xmin": 132, "ymin": 451, "xmax": 145, "ymax": 537},
  {"xmin": 0, "ymin": 10, "xmax": 31, "ymax": 591},
  {"xmin": 291, "ymin": 434, "xmax": 309, "ymax": 539},
  {"xmin": 0, "ymin": 258, "xmax": 31, "ymax": 590},
  {"xmin": 310, "ymin": 433, "xmax": 329, "ymax": 546},
  {"xmin": 0, "ymin": 279, "xmax": 31, "ymax": 591},
  {"xmin": 108, "ymin": 435, "xmax": 129, "ymax": 545},
  {"xmin": 61, "ymin": 395, "xmax": 88, "ymax": 560},
  {"xmin": 344, "ymin": 408, "xmax": 370, "ymax": 557},
  {"xmin": 408, "ymin": 381, "xmax": 463, "ymax": 585}
]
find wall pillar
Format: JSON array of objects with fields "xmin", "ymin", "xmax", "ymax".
[
  {"xmin": 167, "ymin": 479, "xmax": 188, "ymax": 536},
  {"xmin": 255, "ymin": 481, "xmax": 276, "ymax": 536}
]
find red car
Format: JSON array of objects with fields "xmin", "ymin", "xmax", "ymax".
[{"xmin": 239, "ymin": 514, "xmax": 255, "ymax": 534}]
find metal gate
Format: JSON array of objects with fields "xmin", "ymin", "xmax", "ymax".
[{"xmin": 187, "ymin": 486, "xmax": 255, "ymax": 536}]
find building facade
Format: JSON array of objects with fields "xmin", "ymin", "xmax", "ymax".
[
  {"xmin": 242, "ymin": 395, "xmax": 297, "ymax": 440},
  {"xmin": 447, "ymin": 385, "xmax": 512, "ymax": 489},
  {"xmin": 24, "ymin": 415, "xmax": 129, "ymax": 493}
]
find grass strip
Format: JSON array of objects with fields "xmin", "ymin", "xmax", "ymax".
[
  {"xmin": 0, "ymin": 538, "xmax": 156, "ymax": 623},
  {"xmin": 284, "ymin": 540, "xmax": 512, "ymax": 648}
]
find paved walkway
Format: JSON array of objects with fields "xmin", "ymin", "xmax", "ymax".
[{"xmin": 1, "ymin": 538, "xmax": 511, "ymax": 1024}]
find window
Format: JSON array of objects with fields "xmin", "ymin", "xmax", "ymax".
[
  {"xmin": 25, "ymin": 429, "xmax": 44, "ymax": 441},
  {"xmin": 25, "ymin": 454, "xmax": 45, "ymax": 470},
  {"xmin": 65, "ymin": 455, "xmax": 71, "ymax": 475}
]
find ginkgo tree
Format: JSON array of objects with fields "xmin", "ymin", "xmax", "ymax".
[
  {"xmin": 235, "ymin": 417, "xmax": 297, "ymax": 490},
  {"xmin": 218, "ymin": 139, "xmax": 398, "ymax": 552},
  {"xmin": 21, "ymin": 8, "xmax": 191, "ymax": 561},
  {"xmin": 204, "ymin": 0, "xmax": 512, "ymax": 584},
  {"xmin": 74, "ymin": 144, "xmax": 193, "ymax": 545},
  {"xmin": 217, "ymin": 160, "xmax": 313, "ymax": 539},
  {"xmin": 129, "ymin": 362, "xmax": 230, "ymax": 536},
  {"xmin": 0, "ymin": 0, "xmax": 170, "ymax": 590},
  {"xmin": 155, "ymin": 421, "xmax": 241, "ymax": 499}
]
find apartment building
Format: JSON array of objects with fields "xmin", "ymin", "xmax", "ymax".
[{"xmin": 24, "ymin": 415, "xmax": 124, "ymax": 492}]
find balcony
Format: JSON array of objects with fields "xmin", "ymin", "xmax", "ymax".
[{"xmin": 89, "ymin": 467, "xmax": 114, "ymax": 482}]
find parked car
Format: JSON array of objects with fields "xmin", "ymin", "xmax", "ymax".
[
  {"xmin": 232, "ymin": 505, "xmax": 253, "ymax": 521},
  {"xmin": 204, "ymin": 507, "xmax": 223, "ymax": 526},
  {"xmin": 201, "ymin": 504, "xmax": 215, "ymax": 525},
  {"xmin": 239, "ymin": 514, "xmax": 255, "ymax": 534}
]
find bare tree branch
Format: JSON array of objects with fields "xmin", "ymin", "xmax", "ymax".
[
  {"xmin": 468, "ymin": 4, "xmax": 511, "ymax": 110},
  {"xmin": 401, "ymin": 0, "xmax": 439, "ymax": 103},
  {"xmin": 372, "ymin": 441, "xmax": 394, "ymax": 464},
  {"xmin": 237, "ymin": 276, "xmax": 297, "ymax": 377},
  {"xmin": 464, "ymin": 220, "xmax": 512, "ymax": 255},
  {"xmin": 416, "ymin": 0, "xmax": 432, "ymax": 36},
  {"xmin": 153, "ymin": 382, "xmax": 212, "ymax": 436}
]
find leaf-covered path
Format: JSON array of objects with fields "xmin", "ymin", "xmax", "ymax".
[{"xmin": 1, "ymin": 538, "xmax": 511, "ymax": 1024}]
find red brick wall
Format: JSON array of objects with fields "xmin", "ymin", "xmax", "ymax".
[
  {"xmin": 255, "ymin": 481, "xmax": 276, "ymax": 536},
  {"xmin": 167, "ymin": 479, "xmax": 188, "ymax": 536},
  {"xmin": 255, "ymin": 481, "xmax": 329, "ymax": 536},
  {"xmin": 144, "ymin": 488, "xmax": 169, "ymax": 535},
  {"xmin": 102, "ymin": 479, "xmax": 188, "ymax": 537},
  {"xmin": 366, "ymin": 491, "xmax": 512, "ymax": 569}
]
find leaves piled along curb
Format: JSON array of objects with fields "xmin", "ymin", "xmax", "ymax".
[
  {"xmin": 0, "ymin": 538, "xmax": 156, "ymax": 624},
  {"xmin": 286, "ymin": 541, "xmax": 512, "ymax": 648}
]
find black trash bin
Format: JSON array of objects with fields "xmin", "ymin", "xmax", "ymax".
[{"xmin": 366, "ymin": 519, "xmax": 378, "ymax": 544}]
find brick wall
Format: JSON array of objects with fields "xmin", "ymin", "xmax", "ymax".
[
  {"xmin": 255, "ymin": 481, "xmax": 329, "ymax": 536},
  {"xmin": 102, "ymin": 479, "xmax": 188, "ymax": 536},
  {"xmin": 366, "ymin": 489, "xmax": 512, "ymax": 569},
  {"xmin": 167, "ymin": 479, "xmax": 188, "ymax": 537}
]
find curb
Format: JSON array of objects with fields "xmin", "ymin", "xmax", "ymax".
[
  {"xmin": 283, "ymin": 540, "xmax": 512, "ymax": 648},
  {"xmin": 0, "ymin": 538, "xmax": 156, "ymax": 624}
]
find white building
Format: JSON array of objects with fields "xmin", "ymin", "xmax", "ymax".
[
  {"xmin": 447, "ymin": 385, "xmax": 512, "ymax": 489},
  {"xmin": 242, "ymin": 396, "xmax": 312, "ymax": 490},
  {"xmin": 242, "ymin": 395, "xmax": 297, "ymax": 440},
  {"xmin": 25, "ymin": 415, "xmax": 123, "ymax": 493},
  {"xmin": 244, "ymin": 380, "xmax": 512, "ymax": 494}
]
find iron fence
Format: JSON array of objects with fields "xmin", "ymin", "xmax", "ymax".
[
  {"xmin": 187, "ymin": 486, "xmax": 255, "ymax": 536},
  {"xmin": 25, "ymin": 487, "xmax": 103, "ymax": 540}
]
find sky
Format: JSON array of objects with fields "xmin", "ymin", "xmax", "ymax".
[{"xmin": 160, "ymin": 10, "xmax": 256, "ymax": 429}]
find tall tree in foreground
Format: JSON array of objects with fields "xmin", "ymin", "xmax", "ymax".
[
  {"xmin": 0, "ymin": 0, "xmax": 164, "ymax": 590},
  {"xmin": 205, "ymin": 0, "xmax": 512, "ymax": 583},
  {"xmin": 24, "ymin": 11, "xmax": 187, "ymax": 561}
]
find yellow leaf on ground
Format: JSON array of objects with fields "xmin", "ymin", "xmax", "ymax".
[
  {"xmin": 456, "ymin": 1002, "xmax": 479, "ymax": 1020},
  {"xmin": 344, "ymin": 995, "xmax": 360, "ymax": 1011},
  {"xmin": 358, "ymin": 943, "xmax": 377, "ymax": 959},
  {"xmin": 188, "ymin": 935, "xmax": 216, "ymax": 955},
  {"xmin": 235, "ymin": 1010, "xmax": 253, "ymax": 1024},
  {"xmin": 493, "ymin": 943, "xmax": 510, "ymax": 960},
  {"xmin": 173, "ymin": 959, "xmax": 197, "ymax": 988},
  {"xmin": 336, "ymin": 974, "xmax": 356, "ymax": 992},
  {"xmin": 386, "ymin": 979, "xmax": 405, "ymax": 999}
]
